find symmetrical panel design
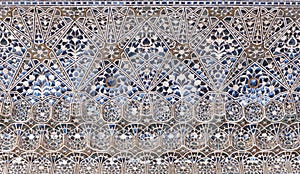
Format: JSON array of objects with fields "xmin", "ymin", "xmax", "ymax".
[{"xmin": 1, "ymin": 4, "xmax": 300, "ymax": 173}]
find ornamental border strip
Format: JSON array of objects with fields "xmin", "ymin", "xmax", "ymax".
[{"xmin": 2, "ymin": 0, "xmax": 300, "ymax": 6}]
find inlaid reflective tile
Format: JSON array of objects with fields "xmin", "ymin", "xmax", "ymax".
[{"xmin": 1, "ymin": 1, "xmax": 300, "ymax": 173}]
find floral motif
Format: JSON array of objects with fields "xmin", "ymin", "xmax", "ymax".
[{"xmin": 0, "ymin": 5, "xmax": 300, "ymax": 173}]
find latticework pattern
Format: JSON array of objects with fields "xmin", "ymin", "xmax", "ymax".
[{"xmin": 1, "ymin": 4, "xmax": 300, "ymax": 173}]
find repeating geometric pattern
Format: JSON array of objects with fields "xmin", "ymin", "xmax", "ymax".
[{"xmin": 1, "ymin": 5, "xmax": 300, "ymax": 173}]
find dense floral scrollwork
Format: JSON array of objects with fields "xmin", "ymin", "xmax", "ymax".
[{"xmin": 1, "ymin": 5, "xmax": 300, "ymax": 173}]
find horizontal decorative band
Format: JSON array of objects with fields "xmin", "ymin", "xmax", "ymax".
[{"xmin": 1, "ymin": 1, "xmax": 300, "ymax": 6}]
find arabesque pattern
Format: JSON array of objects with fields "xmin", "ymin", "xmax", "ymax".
[{"xmin": 1, "ymin": 5, "xmax": 300, "ymax": 173}]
